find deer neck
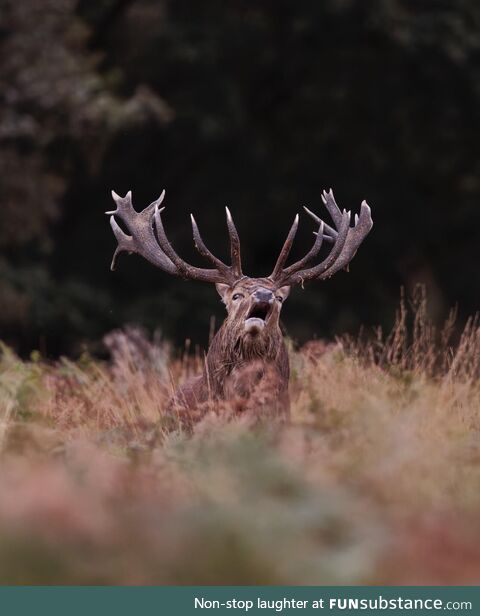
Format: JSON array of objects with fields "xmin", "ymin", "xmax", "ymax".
[{"xmin": 204, "ymin": 319, "xmax": 286, "ymax": 391}]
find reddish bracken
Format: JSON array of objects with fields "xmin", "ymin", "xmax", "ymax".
[{"xmin": 107, "ymin": 188, "xmax": 372, "ymax": 416}]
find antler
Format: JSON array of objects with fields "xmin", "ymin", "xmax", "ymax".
[
  {"xmin": 269, "ymin": 189, "xmax": 373, "ymax": 286},
  {"xmin": 106, "ymin": 190, "xmax": 243, "ymax": 285}
]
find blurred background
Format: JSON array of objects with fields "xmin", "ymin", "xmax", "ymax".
[{"xmin": 1, "ymin": 0, "xmax": 479, "ymax": 357}]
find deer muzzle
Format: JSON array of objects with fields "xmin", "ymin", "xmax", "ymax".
[{"xmin": 244, "ymin": 289, "xmax": 275, "ymax": 335}]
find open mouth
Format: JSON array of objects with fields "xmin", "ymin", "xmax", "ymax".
[
  {"xmin": 244, "ymin": 301, "xmax": 272, "ymax": 334},
  {"xmin": 247, "ymin": 303, "xmax": 271, "ymax": 321}
]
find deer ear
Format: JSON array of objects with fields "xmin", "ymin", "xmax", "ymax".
[
  {"xmin": 277, "ymin": 285, "xmax": 291, "ymax": 301},
  {"xmin": 215, "ymin": 283, "xmax": 230, "ymax": 301}
]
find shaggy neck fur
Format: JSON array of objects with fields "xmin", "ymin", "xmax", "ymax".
[{"xmin": 206, "ymin": 317, "xmax": 287, "ymax": 396}]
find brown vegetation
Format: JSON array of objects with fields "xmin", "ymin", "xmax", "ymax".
[{"xmin": 0, "ymin": 292, "xmax": 479, "ymax": 584}]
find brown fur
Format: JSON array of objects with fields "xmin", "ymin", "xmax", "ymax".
[{"xmin": 170, "ymin": 278, "xmax": 291, "ymax": 418}]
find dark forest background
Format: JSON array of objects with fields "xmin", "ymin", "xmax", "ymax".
[{"xmin": 1, "ymin": 0, "xmax": 479, "ymax": 357}]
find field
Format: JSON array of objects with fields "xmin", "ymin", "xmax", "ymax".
[{"xmin": 0, "ymin": 291, "xmax": 479, "ymax": 585}]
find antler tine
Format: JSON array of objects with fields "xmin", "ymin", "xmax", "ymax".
[
  {"xmin": 153, "ymin": 206, "xmax": 189, "ymax": 277},
  {"xmin": 293, "ymin": 209, "xmax": 351, "ymax": 283},
  {"xmin": 303, "ymin": 206, "xmax": 337, "ymax": 240},
  {"xmin": 109, "ymin": 215, "xmax": 134, "ymax": 271},
  {"xmin": 153, "ymin": 206, "xmax": 227, "ymax": 283},
  {"xmin": 281, "ymin": 209, "xmax": 350, "ymax": 286},
  {"xmin": 107, "ymin": 190, "xmax": 177, "ymax": 273},
  {"xmin": 316, "ymin": 200, "xmax": 373, "ymax": 279},
  {"xmin": 107, "ymin": 190, "xmax": 134, "ymax": 218},
  {"xmin": 312, "ymin": 230, "xmax": 335, "ymax": 244},
  {"xmin": 272, "ymin": 189, "xmax": 372, "ymax": 287},
  {"xmin": 322, "ymin": 188, "xmax": 343, "ymax": 228},
  {"xmin": 281, "ymin": 221, "xmax": 325, "ymax": 279},
  {"xmin": 190, "ymin": 214, "xmax": 230, "ymax": 274},
  {"xmin": 270, "ymin": 214, "xmax": 299, "ymax": 281},
  {"xmin": 107, "ymin": 190, "xmax": 232, "ymax": 284},
  {"xmin": 225, "ymin": 207, "xmax": 243, "ymax": 277}
]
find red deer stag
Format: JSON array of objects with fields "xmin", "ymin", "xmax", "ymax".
[{"xmin": 107, "ymin": 189, "xmax": 372, "ymax": 416}]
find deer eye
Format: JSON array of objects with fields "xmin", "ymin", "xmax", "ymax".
[
  {"xmin": 276, "ymin": 296, "xmax": 284, "ymax": 303},
  {"xmin": 232, "ymin": 293, "xmax": 244, "ymax": 301}
]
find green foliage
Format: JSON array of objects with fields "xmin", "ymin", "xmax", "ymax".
[{"xmin": 0, "ymin": 343, "xmax": 47, "ymax": 423}]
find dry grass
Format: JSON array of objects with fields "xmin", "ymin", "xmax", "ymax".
[{"xmin": 0, "ymin": 290, "xmax": 480, "ymax": 584}]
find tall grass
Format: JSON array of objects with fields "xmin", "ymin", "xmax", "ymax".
[{"xmin": 0, "ymin": 291, "xmax": 479, "ymax": 584}]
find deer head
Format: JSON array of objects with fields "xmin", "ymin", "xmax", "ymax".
[{"xmin": 106, "ymin": 188, "xmax": 373, "ymax": 355}]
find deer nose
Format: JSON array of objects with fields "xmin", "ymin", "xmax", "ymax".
[{"xmin": 253, "ymin": 288, "xmax": 274, "ymax": 303}]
